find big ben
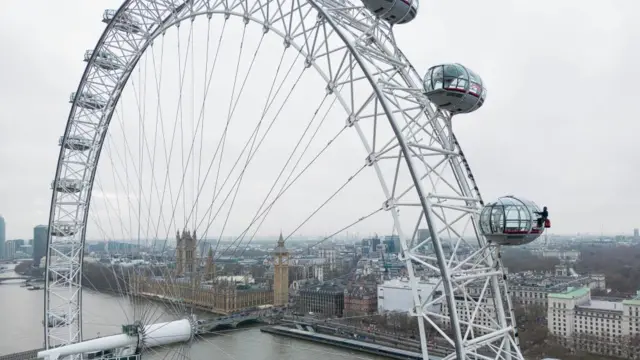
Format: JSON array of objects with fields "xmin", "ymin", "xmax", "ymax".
[{"xmin": 273, "ymin": 232, "xmax": 289, "ymax": 306}]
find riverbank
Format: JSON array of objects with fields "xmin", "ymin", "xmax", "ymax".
[
  {"xmin": 261, "ymin": 325, "xmax": 434, "ymax": 360},
  {"xmin": 278, "ymin": 317, "xmax": 454, "ymax": 355},
  {"xmin": 261, "ymin": 324, "xmax": 451, "ymax": 360}
]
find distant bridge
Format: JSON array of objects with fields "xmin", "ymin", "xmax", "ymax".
[
  {"xmin": 196, "ymin": 312, "xmax": 267, "ymax": 333},
  {"xmin": 0, "ymin": 276, "xmax": 34, "ymax": 283}
]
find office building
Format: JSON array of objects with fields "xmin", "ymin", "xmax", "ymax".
[
  {"xmin": 33, "ymin": 225, "xmax": 48, "ymax": 266},
  {"xmin": 0, "ymin": 216, "xmax": 5, "ymax": 259},
  {"xmin": 548, "ymin": 287, "xmax": 640, "ymax": 358},
  {"xmin": 378, "ymin": 277, "xmax": 442, "ymax": 314}
]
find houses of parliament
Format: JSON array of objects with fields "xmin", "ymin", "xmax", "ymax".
[{"xmin": 130, "ymin": 229, "xmax": 289, "ymax": 314}]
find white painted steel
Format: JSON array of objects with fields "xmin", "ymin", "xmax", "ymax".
[
  {"xmin": 37, "ymin": 334, "xmax": 137, "ymax": 359},
  {"xmin": 143, "ymin": 319, "xmax": 193, "ymax": 348},
  {"xmin": 37, "ymin": 319, "xmax": 193, "ymax": 359},
  {"xmin": 45, "ymin": 1, "xmax": 524, "ymax": 360}
]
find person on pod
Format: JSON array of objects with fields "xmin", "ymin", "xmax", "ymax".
[{"xmin": 535, "ymin": 206, "xmax": 549, "ymax": 228}]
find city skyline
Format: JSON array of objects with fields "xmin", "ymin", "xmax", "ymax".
[{"xmin": 1, "ymin": 214, "xmax": 638, "ymax": 243}]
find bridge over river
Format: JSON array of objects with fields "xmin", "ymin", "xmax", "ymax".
[
  {"xmin": 0, "ymin": 276, "xmax": 38, "ymax": 283},
  {"xmin": 196, "ymin": 311, "xmax": 267, "ymax": 333}
]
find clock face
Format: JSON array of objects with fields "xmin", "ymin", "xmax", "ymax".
[{"xmin": 276, "ymin": 256, "xmax": 289, "ymax": 265}]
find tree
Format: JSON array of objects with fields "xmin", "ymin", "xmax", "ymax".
[
  {"xmin": 501, "ymin": 248, "xmax": 560, "ymax": 273},
  {"xmin": 82, "ymin": 262, "xmax": 132, "ymax": 294},
  {"xmin": 541, "ymin": 335, "xmax": 613, "ymax": 360},
  {"xmin": 574, "ymin": 244, "xmax": 640, "ymax": 293},
  {"xmin": 620, "ymin": 334, "xmax": 640, "ymax": 359},
  {"xmin": 514, "ymin": 303, "xmax": 548, "ymax": 350},
  {"xmin": 220, "ymin": 263, "xmax": 243, "ymax": 276},
  {"xmin": 250, "ymin": 265, "xmax": 267, "ymax": 280},
  {"xmin": 14, "ymin": 260, "xmax": 33, "ymax": 275}
]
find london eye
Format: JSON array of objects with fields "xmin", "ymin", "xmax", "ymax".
[{"xmin": 43, "ymin": 1, "xmax": 543, "ymax": 360}]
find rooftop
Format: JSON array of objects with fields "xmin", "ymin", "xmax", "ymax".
[
  {"xmin": 380, "ymin": 277, "xmax": 439, "ymax": 289},
  {"xmin": 508, "ymin": 271, "xmax": 595, "ymax": 291},
  {"xmin": 623, "ymin": 299, "xmax": 640, "ymax": 306},
  {"xmin": 548, "ymin": 287, "xmax": 590, "ymax": 299},
  {"xmin": 578, "ymin": 299, "xmax": 623, "ymax": 312},
  {"xmin": 299, "ymin": 279, "xmax": 347, "ymax": 293},
  {"xmin": 622, "ymin": 291, "xmax": 640, "ymax": 306}
]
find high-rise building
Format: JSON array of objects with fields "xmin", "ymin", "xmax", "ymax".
[
  {"xmin": 361, "ymin": 238, "xmax": 370, "ymax": 255},
  {"xmin": 5, "ymin": 239, "xmax": 26, "ymax": 259},
  {"xmin": 370, "ymin": 236, "xmax": 380, "ymax": 254},
  {"xmin": 417, "ymin": 228, "xmax": 429, "ymax": 243},
  {"xmin": 4, "ymin": 239, "xmax": 17, "ymax": 259},
  {"xmin": 33, "ymin": 225, "xmax": 48, "ymax": 266},
  {"xmin": 273, "ymin": 233, "xmax": 289, "ymax": 306},
  {"xmin": 387, "ymin": 235, "xmax": 401, "ymax": 253},
  {"xmin": 634, "ymin": 228, "xmax": 639, "ymax": 239},
  {"xmin": 0, "ymin": 216, "xmax": 5, "ymax": 259},
  {"xmin": 198, "ymin": 240, "xmax": 211, "ymax": 259},
  {"xmin": 383, "ymin": 234, "xmax": 400, "ymax": 254}
]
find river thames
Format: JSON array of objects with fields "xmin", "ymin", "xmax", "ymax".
[{"xmin": 0, "ymin": 269, "xmax": 384, "ymax": 360}]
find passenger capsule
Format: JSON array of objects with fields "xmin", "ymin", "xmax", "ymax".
[
  {"xmin": 70, "ymin": 91, "xmax": 107, "ymax": 110},
  {"xmin": 102, "ymin": 9, "xmax": 143, "ymax": 34},
  {"xmin": 423, "ymin": 63, "xmax": 486, "ymax": 114},
  {"xmin": 361, "ymin": 0, "xmax": 418, "ymax": 25},
  {"xmin": 84, "ymin": 49, "xmax": 123, "ymax": 71},
  {"xmin": 52, "ymin": 179, "xmax": 83, "ymax": 193},
  {"xmin": 479, "ymin": 196, "xmax": 550, "ymax": 246},
  {"xmin": 50, "ymin": 223, "xmax": 78, "ymax": 237},
  {"xmin": 59, "ymin": 136, "xmax": 92, "ymax": 151},
  {"xmin": 45, "ymin": 313, "xmax": 69, "ymax": 328}
]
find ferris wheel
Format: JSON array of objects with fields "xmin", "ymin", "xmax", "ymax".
[{"xmin": 41, "ymin": 1, "xmax": 549, "ymax": 360}]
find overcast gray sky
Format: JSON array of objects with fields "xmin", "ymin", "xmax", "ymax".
[{"xmin": 0, "ymin": 0, "xmax": 638, "ymax": 240}]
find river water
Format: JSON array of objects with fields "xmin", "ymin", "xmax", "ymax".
[{"xmin": 0, "ymin": 269, "xmax": 384, "ymax": 360}]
